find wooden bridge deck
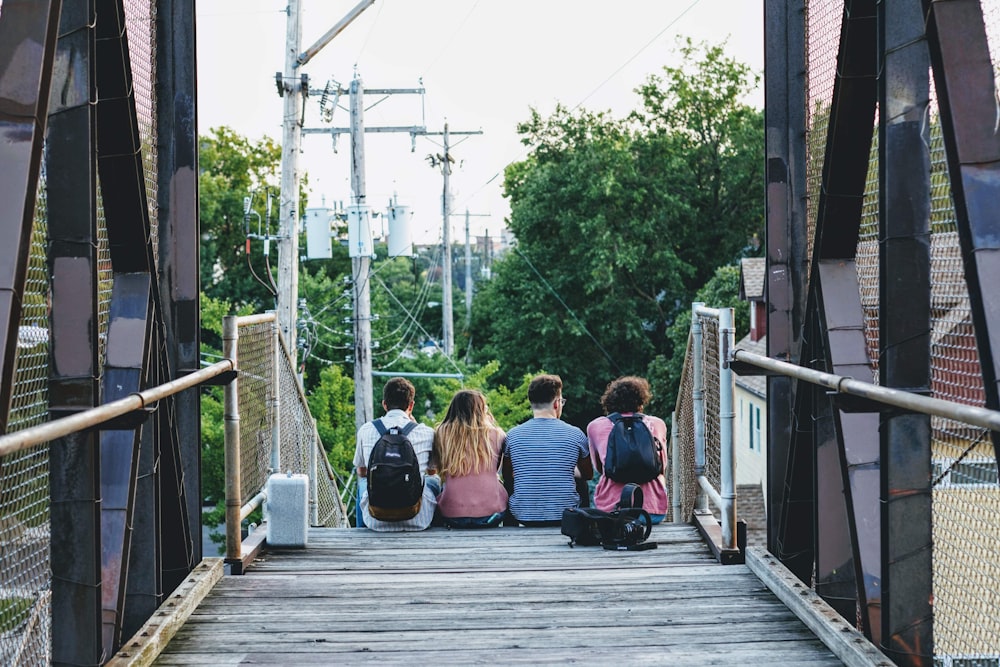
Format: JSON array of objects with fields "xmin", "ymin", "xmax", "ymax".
[{"xmin": 153, "ymin": 524, "xmax": 850, "ymax": 666}]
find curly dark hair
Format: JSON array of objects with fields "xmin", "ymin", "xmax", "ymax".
[
  {"xmin": 600, "ymin": 376, "xmax": 651, "ymax": 414},
  {"xmin": 527, "ymin": 374, "xmax": 563, "ymax": 406},
  {"xmin": 382, "ymin": 377, "xmax": 416, "ymax": 411}
]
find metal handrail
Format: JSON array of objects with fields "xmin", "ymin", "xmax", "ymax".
[
  {"xmin": 731, "ymin": 349, "xmax": 1000, "ymax": 431},
  {"xmin": 0, "ymin": 359, "xmax": 235, "ymax": 457}
]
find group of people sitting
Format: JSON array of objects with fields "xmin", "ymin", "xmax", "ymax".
[{"xmin": 353, "ymin": 373, "xmax": 668, "ymax": 531}]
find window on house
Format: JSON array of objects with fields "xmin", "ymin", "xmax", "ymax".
[
  {"xmin": 932, "ymin": 458, "xmax": 998, "ymax": 488},
  {"xmin": 753, "ymin": 406, "xmax": 761, "ymax": 453}
]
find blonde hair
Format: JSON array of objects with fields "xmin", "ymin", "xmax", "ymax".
[{"xmin": 433, "ymin": 390, "xmax": 499, "ymax": 479}]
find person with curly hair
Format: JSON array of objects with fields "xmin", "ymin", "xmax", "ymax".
[
  {"xmin": 433, "ymin": 390, "xmax": 508, "ymax": 528},
  {"xmin": 587, "ymin": 376, "xmax": 669, "ymax": 523}
]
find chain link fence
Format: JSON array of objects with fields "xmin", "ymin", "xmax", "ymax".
[
  {"xmin": 671, "ymin": 309, "xmax": 726, "ymax": 526},
  {"xmin": 0, "ymin": 181, "xmax": 52, "ymax": 667},
  {"xmin": 233, "ymin": 314, "xmax": 348, "ymax": 529}
]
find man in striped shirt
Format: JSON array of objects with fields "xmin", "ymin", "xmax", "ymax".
[{"xmin": 502, "ymin": 374, "xmax": 593, "ymax": 526}]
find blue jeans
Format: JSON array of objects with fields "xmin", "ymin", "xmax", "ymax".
[
  {"xmin": 442, "ymin": 512, "xmax": 505, "ymax": 529},
  {"xmin": 356, "ymin": 475, "xmax": 442, "ymax": 528}
]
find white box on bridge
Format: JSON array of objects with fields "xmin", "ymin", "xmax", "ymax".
[{"xmin": 266, "ymin": 472, "xmax": 309, "ymax": 547}]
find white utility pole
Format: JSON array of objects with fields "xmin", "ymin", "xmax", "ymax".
[
  {"xmin": 349, "ymin": 77, "xmax": 374, "ymax": 431},
  {"xmin": 277, "ymin": 0, "xmax": 303, "ymax": 358}
]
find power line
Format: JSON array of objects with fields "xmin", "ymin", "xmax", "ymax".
[
  {"xmin": 514, "ymin": 247, "xmax": 621, "ymax": 374},
  {"xmin": 453, "ymin": 0, "xmax": 703, "ymax": 214}
]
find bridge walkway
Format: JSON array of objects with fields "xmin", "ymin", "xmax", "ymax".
[{"xmin": 152, "ymin": 524, "xmax": 851, "ymax": 666}]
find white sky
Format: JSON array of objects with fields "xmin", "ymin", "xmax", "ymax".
[{"xmin": 196, "ymin": 1, "xmax": 764, "ymax": 245}]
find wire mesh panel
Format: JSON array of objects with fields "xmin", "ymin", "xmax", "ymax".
[
  {"xmin": 235, "ymin": 318, "xmax": 276, "ymax": 503},
  {"xmin": 0, "ymin": 181, "xmax": 52, "ymax": 666},
  {"xmin": 923, "ymin": 6, "xmax": 1000, "ymax": 658},
  {"xmin": 701, "ymin": 315, "xmax": 722, "ymax": 495},
  {"xmin": 124, "ymin": 0, "xmax": 158, "ymax": 263},
  {"xmin": 670, "ymin": 311, "xmax": 728, "ymax": 524},
  {"xmin": 672, "ymin": 334, "xmax": 697, "ymax": 523},
  {"xmin": 275, "ymin": 338, "xmax": 347, "ymax": 527},
  {"xmin": 805, "ymin": 0, "xmax": 845, "ymax": 269},
  {"xmin": 234, "ymin": 316, "xmax": 347, "ymax": 527}
]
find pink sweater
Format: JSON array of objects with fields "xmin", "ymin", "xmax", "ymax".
[{"xmin": 437, "ymin": 428, "xmax": 508, "ymax": 518}]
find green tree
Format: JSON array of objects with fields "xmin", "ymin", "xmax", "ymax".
[
  {"xmin": 307, "ymin": 364, "xmax": 356, "ymax": 475},
  {"xmin": 633, "ymin": 38, "xmax": 764, "ymax": 293},
  {"xmin": 646, "ymin": 263, "xmax": 748, "ymax": 419},
  {"xmin": 199, "ymin": 127, "xmax": 309, "ymax": 310},
  {"xmin": 471, "ymin": 41, "xmax": 762, "ymax": 428}
]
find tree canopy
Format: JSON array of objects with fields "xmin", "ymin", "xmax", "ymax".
[{"xmin": 469, "ymin": 40, "xmax": 763, "ymax": 427}]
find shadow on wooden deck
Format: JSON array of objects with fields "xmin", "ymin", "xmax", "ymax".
[{"xmin": 147, "ymin": 524, "xmax": 886, "ymax": 666}]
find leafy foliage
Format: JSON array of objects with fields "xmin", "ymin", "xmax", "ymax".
[
  {"xmin": 647, "ymin": 263, "xmax": 747, "ymax": 419},
  {"xmin": 199, "ymin": 127, "xmax": 308, "ymax": 310},
  {"xmin": 470, "ymin": 40, "xmax": 763, "ymax": 428}
]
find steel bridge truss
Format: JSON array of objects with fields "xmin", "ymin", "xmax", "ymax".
[
  {"xmin": 766, "ymin": 1, "xmax": 1000, "ymax": 665},
  {"xmin": 0, "ymin": 0, "xmax": 198, "ymax": 663}
]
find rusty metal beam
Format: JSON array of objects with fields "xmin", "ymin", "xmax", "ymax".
[
  {"xmin": 879, "ymin": 0, "xmax": 934, "ymax": 663},
  {"xmin": 45, "ymin": 0, "xmax": 105, "ymax": 664},
  {"xmin": 155, "ymin": 0, "xmax": 202, "ymax": 574},
  {"xmin": 922, "ymin": 0, "xmax": 1000, "ymax": 467},
  {"xmin": 764, "ymin": 0, "xmax": 809, "ymax": 557},
  {"xmin": 97, "ymin": 275, "xmax": 152, "ymax": 654},
  {"xmin": 94, "ymin": 0, "xmax": 157, "ymax": 651},
  {"xmin": 0, "ymin": 0, "xmax": 63, "ymax": 431},
  {"xmin": 808, "ymin": 0, "xmax": 881, "ymax": 641}
]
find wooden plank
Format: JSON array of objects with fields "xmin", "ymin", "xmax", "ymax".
[
  {"xmin": 107, "ymin": 559, "xmax": 223, "ymax": 666},
  {"xmin": 152, "ymin": 527, "xmax": 852, "ymax": 666},
  {"xmin": 746, "ymin": 547, "xmax": 894, "ymax": 667}
]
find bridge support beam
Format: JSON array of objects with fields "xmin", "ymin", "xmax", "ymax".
[{"xmin": 879, "ymin": 0, "xmax": 934, "ymax": 663}]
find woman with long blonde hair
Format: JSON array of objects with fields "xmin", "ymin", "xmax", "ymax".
[{"xmin": 433, "ymin": 390, "xmax": 508, "ymax": 528}]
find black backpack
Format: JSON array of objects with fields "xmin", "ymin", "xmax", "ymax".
[
  {"xmin": 603, "ymin": 412, "xmax": 663, "ymax": 484},
  {"xmin": 366, "ymin": 420, "xmax": 423, "ymax": 521},
  {"xmin": 561, "ymin": 484, "xmax": 656, "ymax": 550}
]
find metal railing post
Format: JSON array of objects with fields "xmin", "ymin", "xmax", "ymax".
[
  {"xmin": 671, "ymin": 410, "xmax": 682, "ymax": 523},
  {"xmin": 719, "ymin": 306, "xmax": 737, "ymax": 549},
  {"xmin": 691, "ymin": 302, "xmax": 708, "ymax": 512},
  {"xmin": 223, "ymin": 315, "xmax": 242, "ymax": 563},
  {"xmin": 309, "ymin": 422, "xmax": 319, "ymax": 526},
  {"xmin": 270, "ymin": 313, "xmax": 281, "ymax": 475}
]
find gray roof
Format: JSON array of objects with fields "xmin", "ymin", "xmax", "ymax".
[
  {"xmin": 740, "ymin": 258, "xmax": 765, "ymax": 300},
  {"xmin": 733, "ymin": 333, "xmax": 767, "ymax": 398}
]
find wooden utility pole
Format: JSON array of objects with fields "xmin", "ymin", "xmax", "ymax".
[
  {"xmin": 461, "ymin": 209, "xmax": 490, "ymax": 327},
  {"xmin": 276, "ymin": 0, "xmax": 303, "ymax": 356},
  {"xmin": 303, "ymin": 80, "xmax": 425, "ymax": 429},
  {"xmin": 426, "ymin": 124, "xmax": 482, "ymax": 357},
  {"xmin": 349, "ymin": 76, "xmax": 374, "ymax": 430},
  {"xmin": 275, "ymin": 0, "xmax": 372, "ymax": 370}
]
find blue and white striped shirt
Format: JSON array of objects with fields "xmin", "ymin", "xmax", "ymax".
[{"xmin": 506, "ymin": 417, "xmax": 589, "ymax": 522}]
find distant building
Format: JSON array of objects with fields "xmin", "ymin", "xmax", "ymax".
[{"xmin": 735, "ymin": 257, "xmax": 768, "ymax": 544}]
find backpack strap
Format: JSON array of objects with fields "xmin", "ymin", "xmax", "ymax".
[
  {"xmin": 373, "ymin": 419, "xmax": 418, "ymax": 436},
  {"xmin": 617, "ymin": 483, "xmax": 644, "ymax": 510},
  {"xmin": 607, "ymin": 412, "xmax": 622, "ymax": 424}
]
